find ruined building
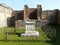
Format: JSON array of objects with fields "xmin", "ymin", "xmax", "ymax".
[
  {"xmin": 0, "ymin": 3, "xmax": 59, "ymax": 28},
  {"xmin": 14, "ymin": 5, "xmax": 42, "ymax": 20},
  {"xmin": 12, "ymin": 5, "xmax": 42, "ymax": 27},
  {"xmin": 13, "ymin": 5, "xmax": 60, "ymax": 27}
]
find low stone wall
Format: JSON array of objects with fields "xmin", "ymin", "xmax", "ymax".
[
  {"xmin": 15, "ymin": 20, "xmax": 49, "ymax": 27},
  {"xmin": 16, "ymin": 20, "xmax": 41, "ymax": 27},
  {"xmin": 35, "ymin": 20, "xmax": 49, "ymax": 27},
  {"xmin": 16, "ymin": 20, "xmax": 25, "ymax": 27}
]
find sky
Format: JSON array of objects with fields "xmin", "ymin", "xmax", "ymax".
[{"xmin": 0, "ymin": 0, "xmax": 60, "ymax": 10}]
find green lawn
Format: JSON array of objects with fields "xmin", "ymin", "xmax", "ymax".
[{"xmin": 0, "ymin": 26, "xmax": 53, "ymax": 45}]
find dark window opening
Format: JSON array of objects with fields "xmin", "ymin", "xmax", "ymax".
[{"xmin": 29, "ymin": 10, "xmax": 37, "ymax": 20}]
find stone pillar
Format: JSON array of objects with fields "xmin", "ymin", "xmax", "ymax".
[
  {"xmin": 37, "ymin": 5, "xmax": 42, "ymax": 20},
  {"xmin": 24, "ymin": 5, "xmax": 29, "ymax": 20}
]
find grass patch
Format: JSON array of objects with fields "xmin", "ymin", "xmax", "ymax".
[{"xmin": 0, "ymin": 27, "xmax": 53, "ymax": 45}]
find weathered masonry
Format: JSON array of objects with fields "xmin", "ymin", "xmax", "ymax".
[
  {"xmin": 24, "ymin": 5, "xmax": 42, "ymax": 20},
  {"xmin": 14, "ymin": 5, "xmax": 42, "ymax": 20},
  {"xmin": 13, "ymin": 5, "xmax": 42, "ymax": 27},
  {"xmin": 0, "ymin": 3, "xmax": 13, "ymax": 27},
  {"xmin": 14, "ymin": 5, "xmax": 60, "ymax": 25}
]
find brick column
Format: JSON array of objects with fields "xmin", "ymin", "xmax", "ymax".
[
  {"xmin": 37, "ymin": 5, "xmax": 42, "ymax": 20},
  {"xmin": 24, "ymin": 5, "xmax": 29, "ymax": 20}
]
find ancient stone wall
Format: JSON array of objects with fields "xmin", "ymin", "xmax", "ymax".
[
  {"xmin": 57, "ymin": 11, "xmax": 60, "ymax": 25},
  {"xmin": 41, "ymin": 11, "xmax": 48, "ymax": 20},
  {"xmin": 24, "ymin": 5, "xmax": 42, "ymax": 20},
  {"xmin": 13, "ymin": 5, "xmax": 60, "ymax": 26},
  {"xmin": 41, "ymin": 10, "xmax": 59, "ymax": 24},
  {"xmin": 48, "ymin": 10, "xmax": 56, "ymax": 24},
  {"xmin": 0, "ymin": 4, "xmax": 13, "ymax": 27}
]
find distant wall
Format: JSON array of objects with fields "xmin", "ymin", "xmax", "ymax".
[
  {"xmin": 13, "ymin": 8, "xmax": 60, "ymax": 26},
  {"xmin": 42, "ymin": 10, "xmax": 60, "ymax": 25}
]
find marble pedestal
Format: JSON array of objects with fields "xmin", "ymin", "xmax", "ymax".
[{"xmin": 21, "ymin": 20, "xmax": 39, "ymax": 37}]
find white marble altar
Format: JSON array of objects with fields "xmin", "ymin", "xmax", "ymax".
[{"xmin": 21, "ymin": 20, "xmax": 39, "ymax": 37}]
